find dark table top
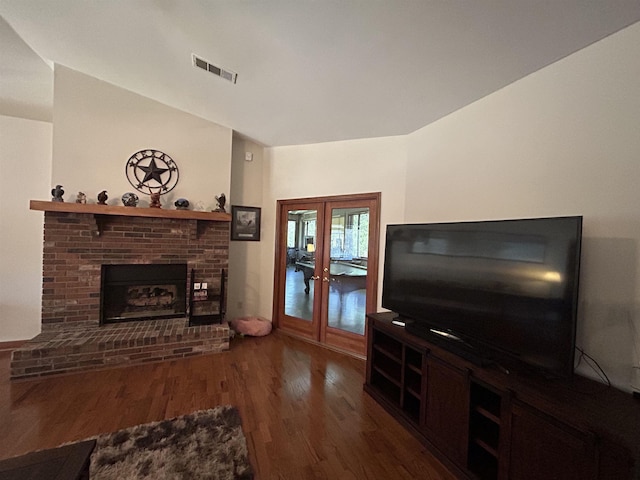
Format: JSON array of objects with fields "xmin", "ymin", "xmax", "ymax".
[
  {"xmin": 295, "ymin": 260, "xmax": 367, "ymax": 276},
  {"xmin": 0, "ymin": 439, "xmax": 96, "ymax": 480}
]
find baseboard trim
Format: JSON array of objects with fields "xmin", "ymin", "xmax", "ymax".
[{"xmin": 275, "ymin": 328, "xmax": 366, "ymax": 361}]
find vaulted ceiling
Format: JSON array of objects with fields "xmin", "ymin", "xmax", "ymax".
[{"xmin": 1, "ymin": 1, "xmax": 639, "ymax": 146}]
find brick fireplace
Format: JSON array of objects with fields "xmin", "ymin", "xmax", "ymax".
[{"xmin": 10, "ymin": 202, "xmax": 231, "ymax": 379}]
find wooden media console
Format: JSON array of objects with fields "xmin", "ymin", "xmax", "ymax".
[{"xmin": 365, "ymin": 312, "xmax": 640, "ymax": 480}]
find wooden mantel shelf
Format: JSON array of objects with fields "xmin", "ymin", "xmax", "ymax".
[{"xmin": 30, "ymin": 200, "xmax": 232, "ymax": 222}]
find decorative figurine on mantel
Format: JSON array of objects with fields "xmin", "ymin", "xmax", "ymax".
[
  {"xmin": 174, "ymin": 198, "xmax": 190, "ymax": 210},
  {"xmin": 149, "ymin": 189, "xmax": 162, "ymax": 208},
  {"xmin": 214, "ymin": 193, "xmax": 227, "ymax": 213},
  {"xmin": 97, "ymin": 190, "xmax": 108, "ymax": 205},
  {"xmin": 51, "ymin": 185, "xmax": 65, "ymax": 202},
  {"xmin": 122, "ymin": 192, "xmax": 139, "ymax": 207},
  {"xmin": 75, "ymin": 192, "xmax": 87, "ymax": 204}
]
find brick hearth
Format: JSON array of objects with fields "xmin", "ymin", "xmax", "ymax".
[
  {"xmin": 11, "ymin": 318, "xmax": 229, "ymax": 379},
  {"xmin": 11, "ymin": 205, "xmax": 231, "ymax": 379}
]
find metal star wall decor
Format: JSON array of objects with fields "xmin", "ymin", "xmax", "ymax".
[{"xmin": 125, "ymin": 149, "xmax": 179, "ymax": 195}]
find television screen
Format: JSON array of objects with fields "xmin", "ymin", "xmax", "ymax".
[{"xmin": 382, "ymin": 216, "xmax": 582, "ymax": 377}]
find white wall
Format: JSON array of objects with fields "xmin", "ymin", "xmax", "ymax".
[
  {"xmin": 405, "ymin": 23, "xmax": 640, "ymax": 392},
  {"xmin": 0, "ymin": 65, "xmax": 234, "ymax": 342},
  {"xmin": 0, "ymin": 115, "xmax": 52, "ymax": 341},
  {"xmin": 261, "ymin": 135, "xmax": 408, "ymax": 319},
  {"xmin": 228, "ymin": 136, "xmax": 265, "ymax": 320},
  {"xmin": 257, "ymin": 23, "xmax": 640, "ymax": 392},
  {"xmin": 52, "ymin": 65, "xmax": 232, "ymax": 209}
]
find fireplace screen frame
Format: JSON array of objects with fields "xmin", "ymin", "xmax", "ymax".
[{"xmin": 100, "ymin": 263, "xmax": 188, "ymax": 325}]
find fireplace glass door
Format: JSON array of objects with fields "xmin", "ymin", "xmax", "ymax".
[{"xmin": 101, "ymin": 264, "xmax": 187, "ymax": 324}]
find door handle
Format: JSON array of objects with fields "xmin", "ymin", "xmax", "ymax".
[{"xmin": 311, "ymin": 275, "xmax": 320, "ymax": 280}]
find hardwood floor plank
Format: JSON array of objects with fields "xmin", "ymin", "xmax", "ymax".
[{"xmin": 0, "ymin": 332, "xmax": 455, "ymax": 479}]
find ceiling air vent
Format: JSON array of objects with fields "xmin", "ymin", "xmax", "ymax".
[{"xmin": 192, "ymin": 54, "xmax": 237, "ymax": 84}]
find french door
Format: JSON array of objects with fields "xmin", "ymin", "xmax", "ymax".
[{"xmin": 273, "ymin": 193, "xmax": 380, "ymax": 356}]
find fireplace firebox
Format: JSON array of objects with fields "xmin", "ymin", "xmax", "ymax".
[{"xmin": 101, "ymin": 264, "xmax": 187, "ymax": 325}]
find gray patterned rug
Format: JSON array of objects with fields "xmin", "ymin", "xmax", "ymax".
[{"xmin": 89, "ymin": 406, "xmax": 253, "ymax": 479}]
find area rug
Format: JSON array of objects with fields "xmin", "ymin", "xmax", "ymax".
[{"xmin": 89, "ymin": 405, "xmax": 253, "ymax": 479}]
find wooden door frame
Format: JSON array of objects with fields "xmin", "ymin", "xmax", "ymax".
[{"xmin": 273, "ymin": 192, "xmax": 380, "ymax": 355}]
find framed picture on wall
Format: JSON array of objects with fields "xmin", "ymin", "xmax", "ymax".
[{"xmin": 231, "ymin": 205, "xmax": 261, "ymax": 241}]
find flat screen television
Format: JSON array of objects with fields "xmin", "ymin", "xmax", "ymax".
[{"xmin": 382, "ymin": 216, "xmax": 583, "ymax": 378}]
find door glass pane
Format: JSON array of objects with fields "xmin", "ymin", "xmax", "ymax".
[
  {"xmin": 284, "ymin": 209, "xmax": 317, "ymax": 321},
  {"xmin": 327, "ymin": 207, "xmax": 368, "ymax": 335},
  {"xmin": 287, "ymin": 220, "xmax": 296, "ymax": 248}
]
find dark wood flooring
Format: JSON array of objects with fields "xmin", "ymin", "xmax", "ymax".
[{"xmin": 0, "ymin": 331, "xmax": 455, "ymax": 479}]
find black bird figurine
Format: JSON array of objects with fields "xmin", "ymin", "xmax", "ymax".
[
  {"xmin": 97, "ymin": 190, "xmax": 108, "ymax": 205},
  {"xmin": 51, "ymin": 185, "xmax": 65, "ymax": 202},
  {"xmin": 214, "ymin": 193, "xmax": 226, "ymax": 213}
]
